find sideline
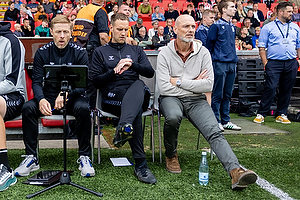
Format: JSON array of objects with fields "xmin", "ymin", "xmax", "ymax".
[{"xmin": 241, "ymin": 166, "xmax": 295, "ymax": 200}]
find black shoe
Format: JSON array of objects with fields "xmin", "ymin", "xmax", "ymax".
[
  {"xmin": 113, "ymin": 124, "xmax": 133, "ymax": 148},
  {"xmin": 134, "ymin": 166, "xmax": 157, "ymax": 184}
]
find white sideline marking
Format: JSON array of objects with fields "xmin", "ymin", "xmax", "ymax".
[
  {"xmin": 256, "ymin": 177, "xmax": 296, "ymax": 200},
  {"xmin": 241, "ymin": 166, "xmax": 295, "ymax": 200}
]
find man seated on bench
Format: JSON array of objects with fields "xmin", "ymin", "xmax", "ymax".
[
  {"xmin": 14, "ymin": 15, "xmax": 95, "ymax": 178},
  {"xmin": 156, "ymin": 15, "xmax": 258, "ymax": 190},
  {"xmin": 90, "ymin": 13, "xmax": 156, "ymax": 184},
  {"xmin": 0, "ymin": 21, "xmax": 25, "ymax": 191}
]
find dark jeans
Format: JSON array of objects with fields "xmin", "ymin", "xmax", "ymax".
[
  {"xmin": 159, "ymin": 95, "xmax": 240, "ymax": 175},
  {"xmin": 22, "ymin": 96, "xmax": 92, "ymax": 158},
  {"xmin": 211, "ymin": 61, "xmax": 236, "ymax": 124},
  {"xmin": 258, "ymin": 59, "xmax": 298, "ymax": 117},
  {"xmin": 102, "ymin": 80, "xmax": 148, "ymax": 160}
]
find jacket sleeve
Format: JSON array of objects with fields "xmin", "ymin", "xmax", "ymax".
[
  {"xmin": 130, "ymin": 46, "xmax": 154, "ymax": 78},
  {"xmin": 0, "ymin": 38, "xmax": 24, "ymax": 95},
  {"xmin": 206, "ymin": 24, "xmax": 218, "ymax": 54},
  {"xmin": 90, "ymin": 48, "xmax": 116, "ymax": 89},
  {"xmin": 32, "ymin": 49, "xmax": 46, "ymax": 102}
]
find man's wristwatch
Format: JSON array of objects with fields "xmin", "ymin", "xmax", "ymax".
[{"xmin": 176, "ymin": 78, "xmax": 182, "ymax": 87}]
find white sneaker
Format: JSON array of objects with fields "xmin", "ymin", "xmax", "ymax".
[
  {"xmin": 77, "ymin": 156, "xmax": 95, "ymax": 177},
  {"xmin": 14, "ymin": 155, "xmax": 40, "ymax": 177},
  {"xmin": 0, "ymin": 164, "xmax": 17, "ymax": 191},
  {"xmin": 223, "ymin": 122, "xmax": 241, "ymax": 130},
  {"xmin": 253, "ymin": 114, "xmax": 264, "ymax": 124},
  {"xmin": 218, "ymin": 123, "xmax": 224, "ymax": 132}
]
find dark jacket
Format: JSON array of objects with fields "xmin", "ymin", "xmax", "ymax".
[
  {"xmin": 152, "ymin": 34, "xmax": 170, "ymax": 50},
  {"xmin": 90, "ymin": 42, "xmax": 154, "ymax": 92},
  {"xmin": 32, "ymin": 41, "xmax": 88, "ymax": 104},
  {"xmin": 4, "ymin": 9, "xmax": 20, "ymax": 21}
]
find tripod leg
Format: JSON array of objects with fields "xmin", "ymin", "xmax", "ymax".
[
  {"xmin": 26, "ymin": 182, "xmax": 61, "ymax": 199},
  {"xmin": 69, "ymin": 182, "xmax": 103, "ymax": 197}
]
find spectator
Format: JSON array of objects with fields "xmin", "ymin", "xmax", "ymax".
[
  {"xmin": 215, "ymin": 11, "xmax": 221, "ymax": 20},
  {"xmin": 20, "ymin": 4, "xmax": 33, "ymax": 18},
  {"xmin": 52, "ymin": 2, "xmax": 61, "ymax": 19},
  {"xmin": 254, "ymin": 2, "xmax": 299, "ymax": 124},
  {"xmin": 63, "ymin": 1, "xmax": 77, "ymax": 20},
  {"xmin": 134, "ymin": 26, "xmax": 152, "ymax": 49},
  {"xmin": 34, "ymin": 5, "xmax": 48, "ymax": 22},
  {"xmin": 196, "ymin": 4, "xmax": 204, "ymax": 22},
  {"xmin": 156, "ymin": 15, "xmax": 257, "ymax": 189},
  {"xmin": 152, "ymin": 5, "xmax": 165, "ymax": 21},
  {"xmin": 0, "ymin": 20, "xmax": 25, "ymax": 192},
  {"xmin": 232, "ymin": 18, "xmax": 241, "ymax": 37},
  {"xmin": 108, "ymin": 4, "xmax": 118, "ymax": 21},
  {"xmin": 123, "ymin": 0, "xmax": 133, "ymax": 7},
  {"xmin": 129, "ymin": 5, "xmax": 138, "ymax": 21},
  {"xmin": 198, "ymin": 0, "xmax": 212, "ymax": 10},
  {"xmin": 15, "ymin": 15, "xmax": 95, "ymax": 178},
  {"xmin": 90, "ymin": 12, "xmax": 156, "ymax": 185},
  {"xmin": 164, "ymin": 18, "xmax": 176, "ymax": 39},
  {"xmin": 132, "ymin": 18, "xmax": 145, "ymax": 38},
  {"xmin": 164, "ymin": 3, "xmax": 179, "ymax": 21},
  {"xmin": 17, "ymin": 7, "xmax": 35, "ymax": 30},
  {"xmin": 263, "ymin": 12, "xmax": 276, "ymax": 26},
  {"xmin": 152, "ymin": 25, "xmax": 170, "ymax": 50},
  {"xmin": 253, "ymin": 3, "xmax": 264, "ymax": 22},
  {"xmin": 243, "ymin": 0, "xmax": 253, "ymax": 14},
  {"xmin": 148, "ymin": 20, "xmax": 159, "ymax": 40},
  {"xmin": 14, "ymin": 23, "xmax": 25, "ymax": 37},
  {"xmin": 13, "ymin": 0, "xmax": 23, "ymax": 10},
  {"xmin": 182, "ymin": 4, "xmax": 196, "ymax": 20},
  {"xmin": 42, "ymin": 0, "xmax": 54, "ymax": 14},
  {"xmin": 35, "ymin": 18, "xmax": 50, "ymax": 37},
  {"xmin": 207, "ymin": 0, "xmax": 242, "ymax": 131},
  {"xmin": 195, "ymin": 9, "xmax": 215, "ymax": 47},
  {"xmin": 27, "ymin": 0, "xmax": 39, "ymax": 14},
  {"xmin": 238, "ymin": 26, "xmax": 253, "ymax": 50},
  {"xmin": 251, "ymin": 26, "xmax": 260, "ymax": 48},
  {"xmin": 105, "ymin": 0, "xmax": 117, "ymax": 13},
  {"xmin": 75, "ymin": 0, "xmax": 86, "ymax": 12},
  {"xmin": 4, "ymin": 1, "xmax": 20, "ymax": 21},
  {"xmin": 212, "ymin": 4, "xmax": 219, "ymax": 13},
  {"xmin": 234, "ymin": 3, "xmax": 246, "ymax": 22},
  {"xmin": 21, "ymin": 18, "xmax": 34, "ymax": 37},
  {"xmin": 243, "ymin": 17, "xmax": 255, "ymax": 36},
  {"xmin": 138, "ymin": 0, "xmax": 152, "ymax": 15},
  {"xmin": 70, "ymin": 13, "xmax": 76, "ymax": 24},
  {"xmin": 246, "ymin": 9, "xmax": 260, "ymax": 28},
  {"xmin": 292, "ymin": 5, "xmax": 300, "ymax": 22}
]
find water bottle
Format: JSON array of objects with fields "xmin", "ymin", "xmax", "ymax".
[{"xmin": 199, "ymin": 151, "xmax": 209, "ymax": 186}]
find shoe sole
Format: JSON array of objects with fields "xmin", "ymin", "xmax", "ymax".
[
  {"xmin": 78, "ymin": 166, "xmax": 95, "ymax": 177},
  {"xmin": 14, "ymin": 165, "xmax": 40, "ymax": 177},
  {"xmin": 0, "ymin": 176, "xmax": 17, "ymax": 191},
  {"xmin": 275, "ymin": 120, "xmax": 291, "ymax": 124},
  {"xmin": 223, "ymin": 127, "xmax": 241, "ymax": 131},
  {"xmin": 253, "ymin": 119, "xmax": 264, "ymax": 124},
  {"xmin": 166, "ymin": 167, "xmax": 182, "ymax": 174},
  {"xmin": 232, "ymin": 171, "xmax": 258, "ymax": 190}
]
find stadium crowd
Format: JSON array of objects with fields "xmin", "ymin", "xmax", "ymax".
[{"xmin": 1, "ymin": 0, "xmax": 293, "ymax": 49}]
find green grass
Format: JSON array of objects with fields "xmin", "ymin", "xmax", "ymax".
[{"xmin": 1, "ymin": 114, "xmax": 300, "ymax": 199}]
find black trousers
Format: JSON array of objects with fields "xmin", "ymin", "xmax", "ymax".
[
  {"xmin": 258, "ymin": 59, "xmax": 298, "ymax": 117},
  {"xmin": 102, "ymin": 80, "xmax": 149, "ymax": 160},
  {"xmin": 22, "ymin": 96, "xmax": 92, "ymax": 158}
]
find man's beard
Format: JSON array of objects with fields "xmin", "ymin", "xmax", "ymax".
[{"xmin": 178, "ymin": 36, "xmax": 193, "ymax": 43}]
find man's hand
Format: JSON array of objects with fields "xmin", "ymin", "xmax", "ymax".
[
  {"xmin": 54, "ymin": 92, "xmax": 68, "ymax": 110},
  {"xmin": 170, "ymin": 77, "xmax": 178, "ymax": 86},
  {"xmin": 114, "ymin": 58, "xmax": 132, "ymax": 74},
  {"xmin": 195, "ymin": 69, "xmax": 208, "ymax": 80},
  {"xmin": 39, "ymin": 98, "xmax": 52, "ymax": 116}
]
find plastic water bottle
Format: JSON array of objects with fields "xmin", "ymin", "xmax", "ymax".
[{"xmin": 199, "ymin": 151, "xmax": 209, "ymax": 186}]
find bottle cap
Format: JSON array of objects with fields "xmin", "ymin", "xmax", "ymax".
[{"xmin": 202, "ymin": 151, "xmax": 207, "ymax": 156}]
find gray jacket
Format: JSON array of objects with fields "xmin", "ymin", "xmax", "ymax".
[
  {"xmin": 156, "ymin": 39, "xmax": 214, "ymax": 97},
  {"xmin": 0, "ymin": 22, "xmax": 25, "ymax": 98}
]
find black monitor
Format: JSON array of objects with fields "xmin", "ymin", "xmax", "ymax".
[{"xmin": 43, "ymin": 65, "xmax": 88, "ymax": 89}]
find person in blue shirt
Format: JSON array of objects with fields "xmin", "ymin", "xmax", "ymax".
[
  {"xmin": 253, "ymin": 2, "xmax": 300, "ymax": 124},
  {"xmin": 152, "ymin": 6, "xmax": 165, "ymax": 21},
  {"xmin": 251, "ymin": 26, "xmax": 260, "ymax": 48},
  {"xmin": 206, "ymin": 0, "xmax": 241, "ymax": 131},
  {"xmin": 195, "ymin": 9, "xmax": 215, "ymax": 47}
]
